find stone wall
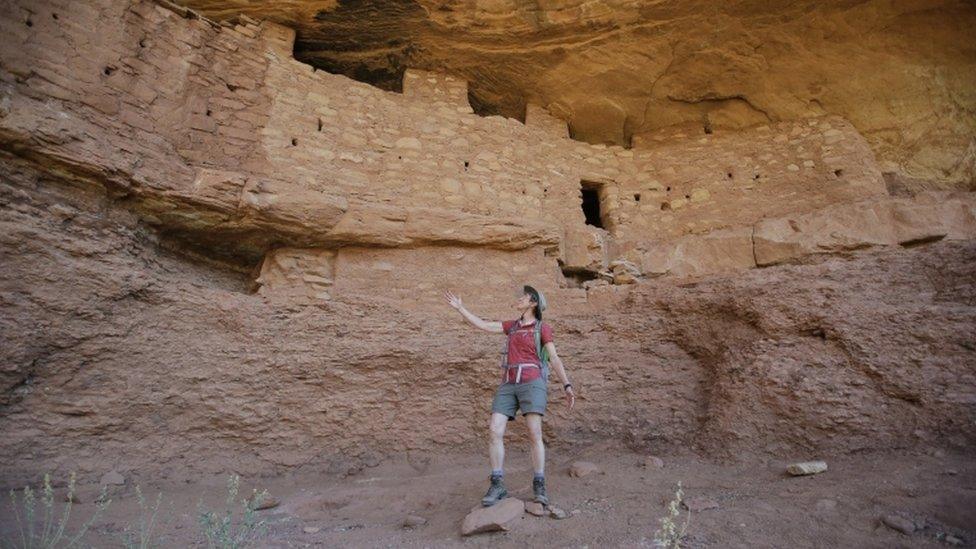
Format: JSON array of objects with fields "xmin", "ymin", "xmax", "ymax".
[{"xmin": 2, "ymin": 0, "xmax": 893, "ymax": 295}]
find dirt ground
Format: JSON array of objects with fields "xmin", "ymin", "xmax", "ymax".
[{"xmin": 2, "ymin": 441, "xmax": 973, "ymax": 548}]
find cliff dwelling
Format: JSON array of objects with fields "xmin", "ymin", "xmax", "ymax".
[{"xmin": 1, "ymin": 0, "xmax": 974, "ymax": 546}]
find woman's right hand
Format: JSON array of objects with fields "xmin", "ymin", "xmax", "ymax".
[{"xmin": 445, "ymin": 291, "xmax": 463, "ymax": 311}]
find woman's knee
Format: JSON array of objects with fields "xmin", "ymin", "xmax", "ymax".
[
  {"xmin": 489, "ymin": 420, "xmax": 507, "ymax": 440},
  {"xmin": 526, "ymin": 417, "xmax": 544, "ymax": 441}
]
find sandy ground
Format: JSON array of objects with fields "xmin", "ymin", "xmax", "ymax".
[{"xmin": 2, "ymin": 441, "xmax": 973, "ymax": 548}]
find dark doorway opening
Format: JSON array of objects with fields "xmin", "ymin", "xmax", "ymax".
[{"xmin": 580, "ymin": 181, "xmax": 605, "ymax": 228}]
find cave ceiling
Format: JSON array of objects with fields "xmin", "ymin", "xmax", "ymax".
[{"xmin": 182, "ymin": 0, "xmax": 976, "ymax": 187}]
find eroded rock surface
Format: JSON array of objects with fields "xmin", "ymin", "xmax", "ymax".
[{"xmin": 0, "ymin": 0, "xmax": 974, "ymax": 487}]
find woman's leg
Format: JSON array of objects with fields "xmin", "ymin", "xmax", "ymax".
[
  {"xmin": 489, "ymin": 412, "xmax": 509, "ymax": 471},
  {"xmin": 525, "ymin": 413, "xmax": 545, "ymax": 474}
]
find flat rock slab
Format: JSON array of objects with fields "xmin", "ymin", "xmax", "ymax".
[
  {"xmin": 882, "ymin": 514, "xmax": 916, "ymax": 535},
  {"xmin": 682, "ymin": 496, "xmax": 720, "ymax": 512},
  {"xmin": 643, "ymin": 456, "xmax": 665, "ymax": 469},
  {"xmin": 402, "ymin": 514, "xmax": 428, "ymax": 528},
  {"xmin": 461, "ymin": 498, "xmax": 524, "ymax": 536},
  {"xmin": 254, "ymin": 495, "xmax": 280, "ymax": 510},
  {"xmin": 525, "ymin": 501, "xmax": 547, "ymax": 516},
  {"xmin": 569, "ymin": 461, "xmax": 601, "ymax": 478},
  {"xmin": 100, "ymin": 471, "xmax": 125, "ymax": 486},
  {"xmin": 787, "ymin": 461, "xmax": 828, "ymax": 476}
]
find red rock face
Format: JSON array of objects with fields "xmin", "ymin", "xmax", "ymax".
[{"xmin": 0, "ymin": 0, "xmax": 974, "ymax": 482}]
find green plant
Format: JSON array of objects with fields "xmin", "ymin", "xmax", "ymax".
[
  {"xmin": 2, "ymin": 472, "xmax": 110, "ymax": 549},
  {"xmin": 197, "ymin": 475, "xmax": 268, "ymax": 549},
  {"xmin": 653, "ymin": 481, "xmax": 691, "ymax": 549},
  {"xmin": 120, "ymin": 485, "xmax": 162, "ymax": 549}
]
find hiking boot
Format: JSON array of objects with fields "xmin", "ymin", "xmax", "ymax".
[
  {"xmin": 532, "ymin": 477, "xmax": 549, "ymax": 506},
  {"xmin": 481, "ymin": 474, "xmax": 508, "ymax": 507}
]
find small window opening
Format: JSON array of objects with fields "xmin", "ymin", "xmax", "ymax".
[
  {"xmin": 103, "ymin": 66, "xmax": 116, "ymax": 76},
  {"xmin": 580, "ymin": 180, "xmax": 606, "ymax": 229},
  {"xmin": 317, "ymin": 118, "xmax": 323, "ymax": 131},
  {"xmin": 463, "ymin": 161, "xmax": 469, "ymax": 171},
  {"xmin": 634, "ymin": 193, "xmax": 641, "ymax": 202},
  {"xmin": 666, "ymin": 186, "xmax": 672, "ymax": 192},
  {"xmin": 52, "ymin": 13, "xmax": 58, "ymax": 20},
  {"xmin": 26, "ymin": 18, "xmax": 33, "ymax": 27},
  {"xmin": 291, "ymin": 138, "xmax": 298, "ymax": 146},
  {"xmin": 661, "ymin": 202, "xmax": 671, "ymax": 211},
  {"xmin": 726, "ymin": 172, "xmax": 733, "ymax": 179},
  {"xmin": 834, "ymin": 169, "xmax": 844, "ymax": 177},
  {"xmin": 753, "ymin": 174, "xmax": 761, "ymax": 180},
  {"xmin": 205, "ymin": 109, "xmax": 212, "ymax": 117}
]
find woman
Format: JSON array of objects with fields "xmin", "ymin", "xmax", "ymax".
[{"xmin": 446, "ymin": 285, "xmax": 575, "ymax": 507}]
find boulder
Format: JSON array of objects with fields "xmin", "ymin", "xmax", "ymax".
[
  {"xmin": 254, "ymin": 495, "xmax": 280, "ymax": 510},
  {"xmin": 786, "ymin": 461, "xmax": 828, "ymax": 476},
  {"xmin": 461, "ymin": 498, "xmax": 524, "ymax": 536},
  {"xmin": 568, "ymin": 461, "xmax": 601, "ymax": 478}
]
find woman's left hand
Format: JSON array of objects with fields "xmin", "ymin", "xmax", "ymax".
[{"xmin": 564, "ymin": 386, "xmax": 576, "ymax": 411}]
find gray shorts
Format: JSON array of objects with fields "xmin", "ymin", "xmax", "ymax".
[{"xmin": 491, "ymin": 378, "xmax": 547, "ymax": 420}]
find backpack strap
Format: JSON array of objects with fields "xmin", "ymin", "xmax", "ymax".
[{"xmin": 534, "ymin": 321, "xmax": 550, "ymax": 383}]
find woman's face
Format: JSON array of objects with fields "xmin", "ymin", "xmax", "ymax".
[{"xmin": 515, "ymin": 292, "xmax": 534, "ymax": 310}]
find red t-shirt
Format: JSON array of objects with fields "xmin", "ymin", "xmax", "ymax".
[{"xmin": 501, "ymin": 319, "xmax": 554, "ymax": 383}]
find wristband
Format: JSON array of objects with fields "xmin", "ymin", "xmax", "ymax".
[{"xmin": 564, "ymin": 383, "xmax": 573, "ymax": 391}]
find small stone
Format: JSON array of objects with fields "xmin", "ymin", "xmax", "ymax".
[
  {"xmin": 882, "ymin": 514, "xmax": 915, "ymax": 535},
  {"xmin": 461, "ymin": 498, "xmax": 524, "ymax": 536},
  {"xmin": 786, "ymin": 461, "xmax": 827, "ymax": 476},
  {"xmin": 932, "ymin": 449, "xmax": 946, "ymax": 458},
  {"xmin": 303, "ymin": 526, "xmax": 321, "ymax": 534},
  {"xmin": 946, "ymin": 534, "xmax": 963, "ymax": 546},
  {"xmin": 643, "ymin": 456, "xmax": 664, "ymax": 469},
  {"xmin": 569, "ymin": 461, "xmax": 601, "ymax": 478},
  {"xmin": 802, "ymin": 160, "xmax": 816, "ymax": 168},
  {"xmin": 525, "ymin": 501, "xmax": 546, "ymax": 516},
  {"xmin": 100, "ymin": 471, "xmax": 125, "ymax": 486},
  {"xmin": 254, "ymin": 495, "xmax": 280, "ymax": 510},
  {"xmin": 402, "ymin": 515, "xmax": 427, "ymax": 528},
  {"xmin": 815, "ymin": 498, "xmax": 837, "ymax": 513},
  {"xmin": 682, "ymin": 496, "xmax": 719, "ymax": 512},
  {"xmin": 787, "ymin": 164, "xmax": 800, "ymax": 172},
  {"xmin": 549, "ymin": 506, "xmax": 569, "ymax": 519}
]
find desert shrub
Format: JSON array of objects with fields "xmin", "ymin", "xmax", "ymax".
[
  {"xmin": 653, "ymin": 481, "xmax": 691, "ymax": 549},
  {"xmin": 120, "ymin": 485, "xmax": 162, "ymax": 549},
  {"xmin": 197, "ymin": 475, "xmax": 268, "ymax": 549},
  {"xmin": 1, "ymin": 473, "xmax": 110, "ymax": 549}
]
